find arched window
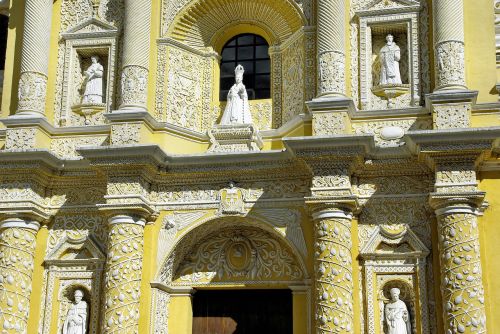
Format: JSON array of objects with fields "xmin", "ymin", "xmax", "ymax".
[{"xmin": 219, "ymin": 34, "xmax": 270, "ymax": 101}]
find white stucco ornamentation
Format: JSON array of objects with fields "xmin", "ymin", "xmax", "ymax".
[
  {"xmin": 318, "ymin": 51, "xmax": 346, "ymax": 97},
  {"xmin": 312, "ymin": 208, "xmax": 354, "ymax": 334},
  {"xmin": 102, "ymin": 215, "xmax": 145, "ymax": 334},
  {"xmin": 120, "ymin": 66, "xmax": 148, "ymax": 110},
  {"xmin": 436, "ymin": 41, "xmax": 466, "ymax": 90},
  {"xmin": 0, "ymin": 218, "xmax": 40, "ymax": 334},
  {"xmin": 434, "ymin": 209, "xmax": 487, "ymax": 334}
]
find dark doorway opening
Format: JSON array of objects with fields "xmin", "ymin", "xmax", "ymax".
[{"xmin": 192, "ymin": 289, "xmax": 293, "ymax": 334}]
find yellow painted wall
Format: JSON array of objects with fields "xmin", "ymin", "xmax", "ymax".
[
  {"xmin": 478, "ymin": 172, "xmax": 500, "ymax": 333},
  {"xmin": 465, "ymin": 0, "xmax": 498, "ymax": 103}
]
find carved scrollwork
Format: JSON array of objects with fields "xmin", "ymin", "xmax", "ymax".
[
  {"xmin": 174, "ymin": 227, "xmax": 304, "ymax": 284},
  {"xmin": 435, "ymin": 41, "xmax": 466, "ymax": 89},
  {"xmin": 318, "ymin": 51, "xmax": 345, "ymax": 96},
  {"xmin": 120, "ymin": 65, "xmax": 148, "ymax": 108},
  {"xmin": 17, "ymin": 72, "xmax": 47, "ymax": 114}
]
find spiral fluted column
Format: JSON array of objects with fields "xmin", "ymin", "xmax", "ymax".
[
  {"xmin": 433, "ymin": 0, "xmax": 467, "ymax": 90},
  {"xmin": 0, "ymin": 218, "xmax": 40, "ymax": 333},
  {"xmin": 316, "ymin": 0, "xmax": 346, "ymax": 97},
  {"xmin": 16, "ymin": 0, "xmax": 53, "ymax": 116},
  {"xmin": 434, "ymin": 204, "xmax": 487, "ymax": 333},
  {"xmin": 119, "ymin": 0, "xmax": 152, "ymax": 110},
  {"xmin": 312, "ymin": 206, "xmax": 354, "ymax": 333},
  {"xmin": 102, "ymin": 215, "xmax": 145, "ymax": 334}
]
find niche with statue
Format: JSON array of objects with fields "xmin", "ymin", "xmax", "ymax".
[
  {"xmin": 355, "ymin": 0, "xmax": 422, "ymax": 110},
  {"xmin": 58, "ymin": 18, "xmax": 119, "ymax": 127}
]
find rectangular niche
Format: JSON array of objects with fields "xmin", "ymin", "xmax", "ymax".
[
  {"xmin": 358, "ymin": 9, "xmax": 420, "ymax": 111},
  {"xmin": 59, "ymin": 19, "xmax": 118, "ymax": 127}
]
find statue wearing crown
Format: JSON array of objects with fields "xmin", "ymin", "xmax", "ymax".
[{"xmin": 220, "ymin": 65, "xmax": 253, "ymax": 125}]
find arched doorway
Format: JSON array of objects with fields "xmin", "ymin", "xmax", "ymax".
[{"xmin": 152, "ymin": 217, "xmax": 310, "ymax": 334}]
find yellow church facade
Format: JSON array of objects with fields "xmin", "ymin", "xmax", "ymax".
[{"xmin": 1, "ymin": 0, "xmax": 500, "ymax": 333}]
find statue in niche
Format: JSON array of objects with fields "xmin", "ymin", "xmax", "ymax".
[
  {"xmin": 63, "ymin": 290, "xmax": 88, "ymax": 334},
  {"xmin": 220, "ymin": 64, "xmax": 253, "ymax": 125},
  {"xmin": 384, "ymin": 288, "xmax": 411, "ymax": 334},
  {"xmin": 379, "ymin": 34, "xmax": 402, "ymax": 85},
  {"xmin": 82, "ymin": 55, "xmax": 104, "ymax": 104}
]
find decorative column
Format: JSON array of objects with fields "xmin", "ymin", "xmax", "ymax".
[
  {"xmin": 119, "ymin": 0, "xmax": 152, "ymax": 110},
  {"xmin": 317, "ymin": 0, "xmax": 346, "ymax": 97},
  {"xmin": 311, "ymin": 205, "xmax": 354, "ymax": 334},
  {"xmin": 16, "ymin": 0, "xmax": 53, "ymax": 116},
  {"xmin": 102, "ymin": 214, "xmax": 145, "ymax": 333},
  {"xmin": 431, "ymin": 200, "xmax": 487, "ymax": 333},
  {"xmin": 433, "ymin": 0, "xmax": 467, "ymax": 91},
  {"xmin": 0, "ymin": 218, "xmax": 40, "ymax": 333}
]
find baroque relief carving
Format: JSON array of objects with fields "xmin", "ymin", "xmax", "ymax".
[
  {"xmin": 17, "ymin": 72, "xmax": 48, "ymax": 114},
  {"xmin": 435, "ymin": 41, "xmax": 466, "ymax": 89},
  {"xmin": 120, "ymin": 65, "xmax": 148, "ymax": 108},
  {"xmin": 282, "ymin": 33, "xmax": 305, "ymax": 124},
  {"xmin": 0, "ymin": 226, "xmax": 38, "ymax": 334},
  {"xmin": 314, "ymin": 215, "xmax": 354, "ymax": 333},
  {"xmin": 102, "ymin": 222, "xmax": 144, "ymax": 333},
  {"xmin": 174, "ymin": 227, "xmax": 304, "ymax": 284},
  {"xmin": 318, "ymin": 51, "xmax": 346, "ymax": 96},
  {"xmin": 437, "ymin": 213, "xmax": 486, "ymax": 333},
  {"xmin": 313, "ymin": 112, "xmax": 346, "ymax": 135},
  {"xmin": 50, "ymin": 136, "xmax": 109, "ymax": 160},
  {"xmin": 4, "ymin": 128, "xmax": 36, "ymax": 151},
  {"xmin": 110, "ymin": 123, "xmax": 141, "ymax": 145},
  {"xmin": 352, "ymin": 118, "xmax": 431, "ymax": 147},
  {"xmin": 433, "ymin": 103, "xmax": 471, "ymax": 129}
]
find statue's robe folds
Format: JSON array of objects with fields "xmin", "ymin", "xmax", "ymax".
[
  {"xmin": 380, "ymin": 43, "xmax": 402, "ymax": 85},
  {"xmin": 63, "ymin": 301, "xmax": 88, "ymax": 334},
  {"xmin": 385, "ymin": 300, "xmax": 411, "ymax": 334},
  {"xmin": 220, "ymin": 82, "xmax": 252, "ymax": 125}
]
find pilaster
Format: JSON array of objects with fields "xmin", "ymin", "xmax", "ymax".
[
  {"xmin": 0, "ymin": 217, "xmax": 41, "ymax": 334},
  {"xmin": 119, "ymin": 0, "xmax": 152, "ymax": 111},
  {"xmin": 16, "ymin": 0, "xmax": 53, "ymax": 117}
]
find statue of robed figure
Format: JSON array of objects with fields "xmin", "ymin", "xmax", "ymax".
[
  {"xmin": 63, "ymin": 290, "xmax": 88, "ymax": 334},
  {"xmin": 384, "ymin": 288, "xmax": 411, "ymax": 334},
  {"xmin": 220, "ymin": 64, "xmax": 253, "ymax": 125}
]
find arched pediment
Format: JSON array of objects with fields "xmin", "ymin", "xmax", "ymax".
[
  {"xmin": 45, "ymin": 233, "xmax": 105, "ymax": 265},
  {"xmin": 360, "ymin": 224, "xmax": 429, "ymax": 260},
  {"xmin": 166, "ymin": 0, "xmax": 307, "ymax": 49},
  {"xmin": 156, "ymin": 216, "xmax": 308, "ymax": 285}
]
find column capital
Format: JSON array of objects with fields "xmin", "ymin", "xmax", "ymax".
[
  {"xmin": 0, "ymin": 217, "xmax": 41, "ymax": 232},
  {"xmin": 429, "ymin": 192, "xmax": 486, "ymax": 216},
  {"xmin": 100, "ymin": 206, "xmax": 159, "ymax": 226},
  {"xmin": 306, "ymin": 197, "xmax": 360, "ymax": 220}
]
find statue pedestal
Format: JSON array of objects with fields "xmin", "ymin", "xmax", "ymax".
[
  {"xmin": 72, "ymin": 103, "xmax": 106, "ymax": 125},
  {"xmin": 208, "ymin": 124, "xmax": 263, "ymax": 153},
  {"xmin": 372, "ymin": 84, "xmax": 410, "ymax": 109}
]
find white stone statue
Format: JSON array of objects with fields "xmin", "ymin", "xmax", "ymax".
[
  {"xmin": 380, "ymin": 34, "xmax": 402, "ymax": 85},
  {"xmin": 384, "ymin": 288, "xmax": 411, "ymax": 334},
  {"xmin": 82, "ymin": 55, "xmax": 104, "ymax": 104},
  {"xmin": 63, "ymin": 290, "xmax": 88, "ymax": 334},
  {"xmin": 220, "ymin": 64, "xmax": 253, "ymax": 125}
]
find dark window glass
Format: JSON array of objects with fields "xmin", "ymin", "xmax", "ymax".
[
  {"xmin": 219, "ymin": 34, "xmax": 271, "ymax": 101},
  {"xmin": 0, "ymin": 15, "xmax": 8, "ymax": 71}
]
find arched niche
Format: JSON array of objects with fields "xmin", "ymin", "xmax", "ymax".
[
  {"xmin": 360, "ymin": 224, "xmax": 430, "ymax": 334},
  {"xmin": 38, "ymin": 234, "xmax": 104, "ymax": 334},
  {"xmin": 155, "ymin": 0, "xmax": 315, "ymax": 133}
]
